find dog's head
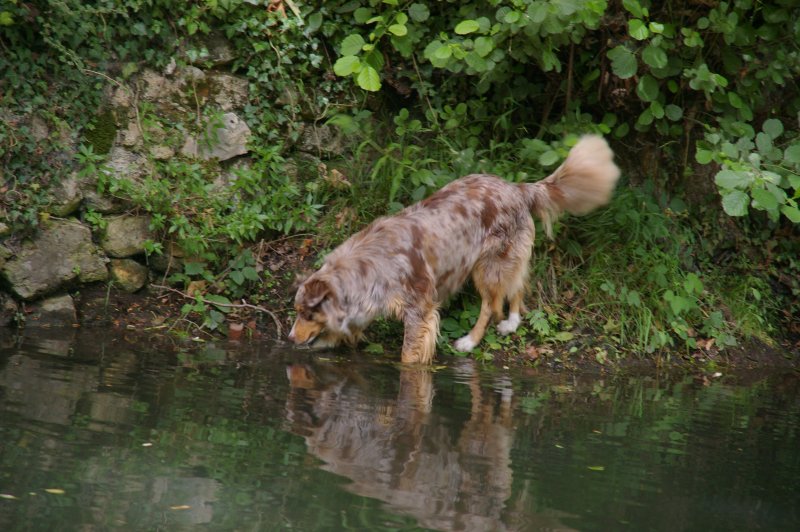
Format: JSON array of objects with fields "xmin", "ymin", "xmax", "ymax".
[{"xmin": 288, "ymin": 276, "xmax": 340, "ymax": 346}]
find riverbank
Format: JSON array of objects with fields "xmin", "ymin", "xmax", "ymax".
[{"xmin": 11, "ymin": 278, "xmax": 796, "ymax": 374}]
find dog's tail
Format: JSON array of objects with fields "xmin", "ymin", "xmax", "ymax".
[{"xmin": 522, "ymin": 135, "xmax": 620, "ymax": 237}]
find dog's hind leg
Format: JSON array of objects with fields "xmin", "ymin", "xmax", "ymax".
[
  {"xmin": 457, "ymin": 224, "xmax": 533, "ymax": 350},
  {"xmin": 497, "ymin": 290, "xmax": 523, "ymax": 335},
  {"xmin": 401, "ymin": 303, "xmax": 440, "ymax": 365},
  {"xmin": 454, "ymin": 283, "xmax": 503, "ymax": 352}
]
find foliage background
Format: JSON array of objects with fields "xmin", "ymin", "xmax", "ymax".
[{"xmin": 1, "ymin": 0, "xmax": 798, "ymax": 356}]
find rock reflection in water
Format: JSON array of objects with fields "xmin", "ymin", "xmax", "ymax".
[{"xmin": 285, "ymin": 360, "xmax": 572, "ymax": 532}]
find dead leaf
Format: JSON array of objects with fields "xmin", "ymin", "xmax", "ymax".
[
  {"xmin": 325, "ymin": 168, "xmax": 351, "ymax": 189},
  {"xmin": 186, "ymin": 280, "xmax": 207, "ymax": 296},
  {"xmin": 525, "ymin": 345, "xmax": 540, "ymax": 359}
]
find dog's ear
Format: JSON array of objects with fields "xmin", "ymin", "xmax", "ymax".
[
  {"xmin": 292, "ymin": 269, "xmax": 313, "ymax": 291},
  {"xmin": 303, "ymin": 278, "xmax": 331, "ymax": 308}
]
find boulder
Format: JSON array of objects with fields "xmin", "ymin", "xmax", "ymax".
[
  {"xmin": 150, "ymin": 145, "xmax": 175, "ymax": 160},
  {"xmin": 107, "ymin": 146, "xmax": 152, "ymax": 181},
  {"xmin": 46, "ymin": 172, "xmax": 83, "ymax": 217},
  {"xmin": 209, "ymin": 73, "xmax": 249, "ymax": 111},
  {"xmin": 0, "ymin": 292, "xmax": 18, "ymax": 327},
  {"xmin": 81, "ymin": 181, "xmax": 127, "ymax": 214},
  {"xmin": 26, "ymin": 294, "xmax": 77, "ymax": 328},
  {"xmin": 1, "ymin": 219, "xmax": 108, "ymax": 300},
  {"xmin": 100, "ymin": 215, "xmax": 153, "ymax": 258},
  {"xmin": 181, "ymin": 112, "xmax": 251, "ymax": 161},
  {"xmin": 296, "ymin": 124, "xmax": 346, "ymax": 158},
  {"xmin": 0, "ymin": 244, "xmax": 10, "ymax": 268},
  {"xmin": 118, "ymin": 120, "xmax": 143, "ymax": 148},
  {"xmin": 194, "ymin": 33, "xmax": 235, "ymax": 66},
  {"xmin": 110, "ymin": 258, "xmax": 149, "ymax": 292}
]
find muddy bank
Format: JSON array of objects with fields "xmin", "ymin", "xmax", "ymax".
[{"xmin": 6, "ymin": 277, "xmax": 797, "ymax": 374}]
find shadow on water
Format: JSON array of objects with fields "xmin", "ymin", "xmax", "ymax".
[{"xmin": 1, "ymin": 329, "xmax": 799, "ymax": 531}]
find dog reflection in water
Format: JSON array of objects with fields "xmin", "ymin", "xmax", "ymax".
[
  {"xmin": 285, "ymin": 361, "xmax": 575, "ymax": 531},
  {"xmin": 289, "ymin": 136, "xmax": 620, "ymax": 364}
]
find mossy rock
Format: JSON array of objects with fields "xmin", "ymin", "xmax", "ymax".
[{"xmin": 83, "ymin": 109, "xmax": 118, "ymax": 155}]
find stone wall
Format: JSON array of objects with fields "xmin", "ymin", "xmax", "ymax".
[{"xmin": 1, "ymin": 38, "xmax": 346, "ymax": 329}]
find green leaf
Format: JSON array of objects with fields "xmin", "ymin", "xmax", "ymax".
[
  {"xmin": 665, "ymin": 104, "xmax": 683, "ymax": 121},
  {"xmin": 755, "ymin": 132, "xmax": 773, "ymax": 154},
  {"xmin": 474, "ymin": 36, "xmax": 494, "ymax": 57},
  {"xmin": 650, "ymin": 100, "xmax": 664, "ymax": 119},
  {"xmin": 0, "ymin": 11, "xmax": 14, "ymax": 26},
  {"xmin": 340, "ymin": 34, "xmax": 365, "ymax": 56},
  {"xmin": 408, "ymin": 3, "xmax": 430, "ymax": 22},
  {"xmin": 353, "ymin": 7, "xmax": 372, "ymax": 23},
  {"xmin": 529, "ymin": 2, "xmax": 548, "ymax": 23},
  {"xmin": 751, "ymin": 187, "xmax": 778, "ymax": 211},
  {"xmin": 781, "ymin": 204, "xmax": 800, "ymax": 223},
  {"xmin": 504, "ymin": 11, "xmax": 522, "ymax": 24},
  {"xmin": 622, "ymin": 0, "xmax": 644, "ymax": 18},
  {"xmin": 626, "ymin": 290, "xmax": 642, "ymax": 307},
  {"xmin": 636, "ymin": 75, "xmax": 660, "ymax": 102},
  {"xmin": 455, "ymin": 19, "xmax": 480, "ymax": 35},
  {"xmin": 637, "ymin": 107, "xmax": 654, "ymax": 126},
  {"xmin": 728, "ymin": 92, "xmax": 744, "ymax": 109},
  {"xmin": 721, "ymin": 190, "xmax": 749, "ymax": 216},
  {"xmin": 684, "ymin": 273, "xmax": 703, "ymax": 295},
  {"xmin": 642, "ymin": 45, "xmax": 668, "ymax": 69},
  {"xmin": 695, "ymin": 148, "xmax": 713, "ymax": 164},
  {"xmin": 607, "ymin": 45, "xmax": 637, "ymax": 79},
  {"xmin": 554, "ymin": 331, "xmax": 574, "ymax": 342},
  {"xmin": 364, "ymin": 343, "xmax": 384, "ymax": 354},
  {"xmin": 205, "ymin": 294, "xmax": 232, "ymax": 313},
  {"xmin": 388, "ymin": 23, "xmax": 407, "ymax": 36},
  {"xmin": 242, "ymin": 266, "xmax": 259, "ymax": 281},
  {"xmin": 628, "ymin": 19, "xmax": 649, "ymax": 40},
  {"xmin": 784, "ymin": 143, "xmax": 800, "ymax": 164},
  {"xmin": 184, "ymin": 262, "xmax": 205, "ymax": 275},
  {"xmin": 715, "ymin": 169, "xmax": 752, "ymax": 189},
  {"xmin": 762, "ymin": 118, "xmax": 783, "ymax": 140},
  {"xmin": 333, "ymin": 55, "xmax": 361, "ymax": 76},
  {"xmin": 465, "ymin": 52, "xmax": 488, "ymax": 72},
  {"xmin": 539, "ymin": 150, "xmax": 560, "ymax": 166},
  {"xmin": 614, "ymin": 122, "xmax": 630, "ymax": 138},
  {"xmin": 357, "ymin": 65, "xmax": 381, "ymax": 91},
  {"xmin": 434, "ymin": 45, "xmax": 452, "ymax": 59}
]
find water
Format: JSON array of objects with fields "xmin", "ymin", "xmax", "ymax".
[{"xmin": 1, "ymin": 330, "xmax": 798, "ymax": 531}]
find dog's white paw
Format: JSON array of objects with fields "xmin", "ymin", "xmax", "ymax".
[
  {"xmin": 497, "ymin": 313, "xmax": 521, "ymax": 335},
  {"xmin": 454, "ymin": 335, "xmax": 477, "ymax": 352}
]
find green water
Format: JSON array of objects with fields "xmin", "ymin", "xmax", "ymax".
[{"xmin": 0, "ymin": 330, "xmax": 798, "ymax": 531}]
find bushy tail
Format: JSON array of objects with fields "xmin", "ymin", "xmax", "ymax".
[{"xmin": 522, "ymin": 135, "xmax": 620, "ymax": 237}]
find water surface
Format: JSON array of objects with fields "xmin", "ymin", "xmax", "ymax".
[{"xmin": 1, "ymin": 330, "xmax": 798, "ymax": 530}]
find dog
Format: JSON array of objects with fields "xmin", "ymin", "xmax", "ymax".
[{"xmin": 288, "ymin": 135, "xmax": 620, "ymax": 364}]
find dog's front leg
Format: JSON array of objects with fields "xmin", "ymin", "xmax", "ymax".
[{"xmin": 400, "ymin": 305, "xmax": 440, "ymax": 365}]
